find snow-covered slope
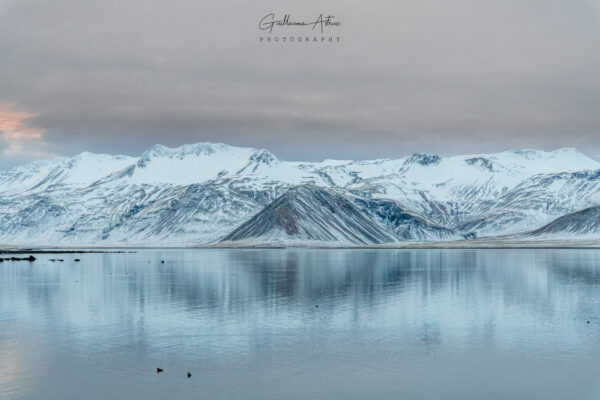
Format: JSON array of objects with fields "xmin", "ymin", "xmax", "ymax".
[
  {"xmin": 0, "ymin": 152, "xmax": 136, "ymax": 193},
  {"xmin": 0, "ymin": 142, "xmax": 598, "ymax": 246},
  {"xmin": 124, "ymin": 143, "xmax": 312, "ymax": 185},
  {"xmin": 353, "ymin": 197, "xmax": 461, "ymax": 241},
  {"xmin": 523, "ymin": 205, "xmax": 600, "ymax": 239},
  {"xmin": 339, "ymin": 149, "xmax": 599, "ymax": 238},
  {"xmin": 458, "ymin": 169, "xmax": 600, "ymax": 237}
]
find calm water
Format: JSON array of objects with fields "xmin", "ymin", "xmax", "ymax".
[{"xmin": 1, "ymin": 249, "xmax": 600, "ymax": 399}]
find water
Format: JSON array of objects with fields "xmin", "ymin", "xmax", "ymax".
[{"xmin": 1, "ymin": 249, "xmax": 600, "ymax": 399}]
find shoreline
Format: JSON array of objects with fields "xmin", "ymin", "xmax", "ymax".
[{"xmin": 2, "ymin": 240, "xmax": 600, "ymax": 252}]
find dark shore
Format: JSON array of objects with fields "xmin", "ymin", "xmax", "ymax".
[{"xmin": 0, "ymin": 249, "xmax": 133, "ymax": 254}]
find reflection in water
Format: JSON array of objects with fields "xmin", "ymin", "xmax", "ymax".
[{"xmin": 1, "ymin": 249, "xmax": 600, "ymax": 399}]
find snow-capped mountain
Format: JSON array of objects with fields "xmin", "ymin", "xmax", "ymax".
[{"xmin": 0, "ymin": 142, "xmax": 599, "ymax": 246}]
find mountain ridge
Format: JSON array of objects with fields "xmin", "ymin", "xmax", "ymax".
[{"xmin": 0, "ymin": 142, "xmax": 599, "ymax": 246}]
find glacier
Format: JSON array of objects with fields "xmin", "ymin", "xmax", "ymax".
[{"xmin": 0, "ymin": 142, "xmax": 599, "ymax": 246}]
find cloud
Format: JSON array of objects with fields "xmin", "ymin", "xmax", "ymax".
[
  {"xmin": 0, "ymin": 0, "xmax": 599, "ymax": 166},
  {"xmin": 0, "ymin": 103, "xmax": 56, "ymax": 168}
]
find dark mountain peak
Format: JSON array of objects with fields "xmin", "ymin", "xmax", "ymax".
[
  {"xmin": 465, "ymin": 157, "xmax": 495, "ymax": 171},
  {"xmin": 405, "ymin": 153, "xmax": 442, "ymax": 166},
  {"xmin": 220, "ymin": 184, "xmax": 461, "ymax": 245},
  {"xmin": 526, "ymin": 205, "xmax": 600, "ymax": 238},
  {"xmin": 220, "ymin": 185, "xmax": 397, "ymax": 245}
]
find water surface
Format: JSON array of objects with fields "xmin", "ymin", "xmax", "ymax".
[{"xmin": 1, "ymin": 249, "xmax": 600, "ymax": 399}]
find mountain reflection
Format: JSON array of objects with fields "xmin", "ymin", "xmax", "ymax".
[
  {"xmin": 2, "ymin": 249, "xmax": 600, "ymax": 357},
  {"xmin": 4, "ymin": 249, "xmax": 600, "ymax": 399}
]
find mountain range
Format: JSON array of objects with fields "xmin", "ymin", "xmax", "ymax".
[{"xmin": 1, "ymin": 142, "xmax": 599, "ymax": 246}]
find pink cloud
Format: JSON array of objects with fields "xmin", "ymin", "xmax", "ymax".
[{"xmin": 0, "ymin": 104, "xmax": 51, "ymax": 159}]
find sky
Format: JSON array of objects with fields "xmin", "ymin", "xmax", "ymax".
[{"xmin": 0, "ymin": 0, "xmax": 599, "ymax": 169}]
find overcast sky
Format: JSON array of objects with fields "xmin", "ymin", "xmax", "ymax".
[{"xmin": 0, "ymin": 0, "xmax": 599, "ymax": 168}]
